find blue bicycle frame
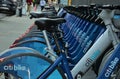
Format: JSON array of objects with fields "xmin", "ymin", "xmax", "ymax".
[{"xmin": 38, "ymin": 52, "xmax": 73, "ymax": 79}]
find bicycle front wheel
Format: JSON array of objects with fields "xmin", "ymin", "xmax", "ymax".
[
  {"xmin": 98, "ymin": 49, "xmax": 120, "ymax": 79},
  {"xmin": 0, "ymin": 52, "xmax": 66, "ymax": 79}
]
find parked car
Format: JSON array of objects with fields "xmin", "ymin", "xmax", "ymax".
[{"xmin": 0, "ymin": 0, "xmax": 17, "ymax": 15}]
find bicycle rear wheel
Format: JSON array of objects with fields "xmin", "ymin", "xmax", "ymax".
[{"xmin": 0, "ymin": 52, "xmax": 66, "ymax": 79}]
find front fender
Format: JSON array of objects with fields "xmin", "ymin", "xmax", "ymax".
[
  {"xmin": 0, "ymin": 47, "xmax": 40, "ymax": 57},
  {"xmin": 0, "ymin": 47, "xmax": 46, "ymax": 79}
]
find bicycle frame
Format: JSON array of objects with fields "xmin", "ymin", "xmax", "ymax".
[
  {"xmin": 71, "ymin": 9, "xmax": 120, "ymax": 78},
  {"xmin": 37, "ymin": 52, "xmax": 73, "ymax": 79},
  {"xmin": 71, "ymin": 27, "xmax": 112, "ymax": 78}
]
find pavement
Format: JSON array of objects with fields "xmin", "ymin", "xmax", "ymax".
[
  {"xmin": 0, "ymin": 6, "xmax": 97, "ymax": 79},
  {"xmin": 0, "ymin": 14, "xmax": 34, "ymax": 52}
]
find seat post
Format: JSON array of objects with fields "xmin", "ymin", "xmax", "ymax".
[
  {"xmin": 42, "ymin": 30, "xmax": 52, "ymax": 50},
  {"xmin": 42, "ymin": 30, "xmax": 57, "ymax": 58}
]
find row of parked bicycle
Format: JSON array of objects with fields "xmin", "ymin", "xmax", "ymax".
[{"xmin": 0, "ymin": 4, "xmax": 120, "ymax": 79}]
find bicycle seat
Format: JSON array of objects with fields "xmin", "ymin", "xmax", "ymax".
[
  {"xmin": 35, "ymin": 18, "xmax": 66, "ymax": 32},
  {"xmin": 30, "ymin": 12, "xmax": 56, "ymax": 19}
]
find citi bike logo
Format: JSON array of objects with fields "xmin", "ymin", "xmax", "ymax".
[
  {"xmin": 105, "ymin": 57, "xmax": 119, "ymax": 77},
  {"xmin": 85, "ymin": 50, "xmax": 100, "ymax": 66},
  {"xmin": 4, "ymin": 64, "xmax": 27, "ymax": 71}
]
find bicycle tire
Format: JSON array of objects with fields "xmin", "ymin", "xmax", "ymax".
[
  {"xmin": 11, "ymin": 40, "xmax": 47, "ymax": 55},
  {"xmin": 0, "ymin": 52, "xmax": 66, "ymax": 79},
  {"xmin": 98, "ymin": 48, "xmax": 120, "ymax": 79}
]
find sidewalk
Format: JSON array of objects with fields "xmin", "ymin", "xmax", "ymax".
[{"xmin": 0, "ymin": 15, "xmax": 35, "ymax": 52}]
